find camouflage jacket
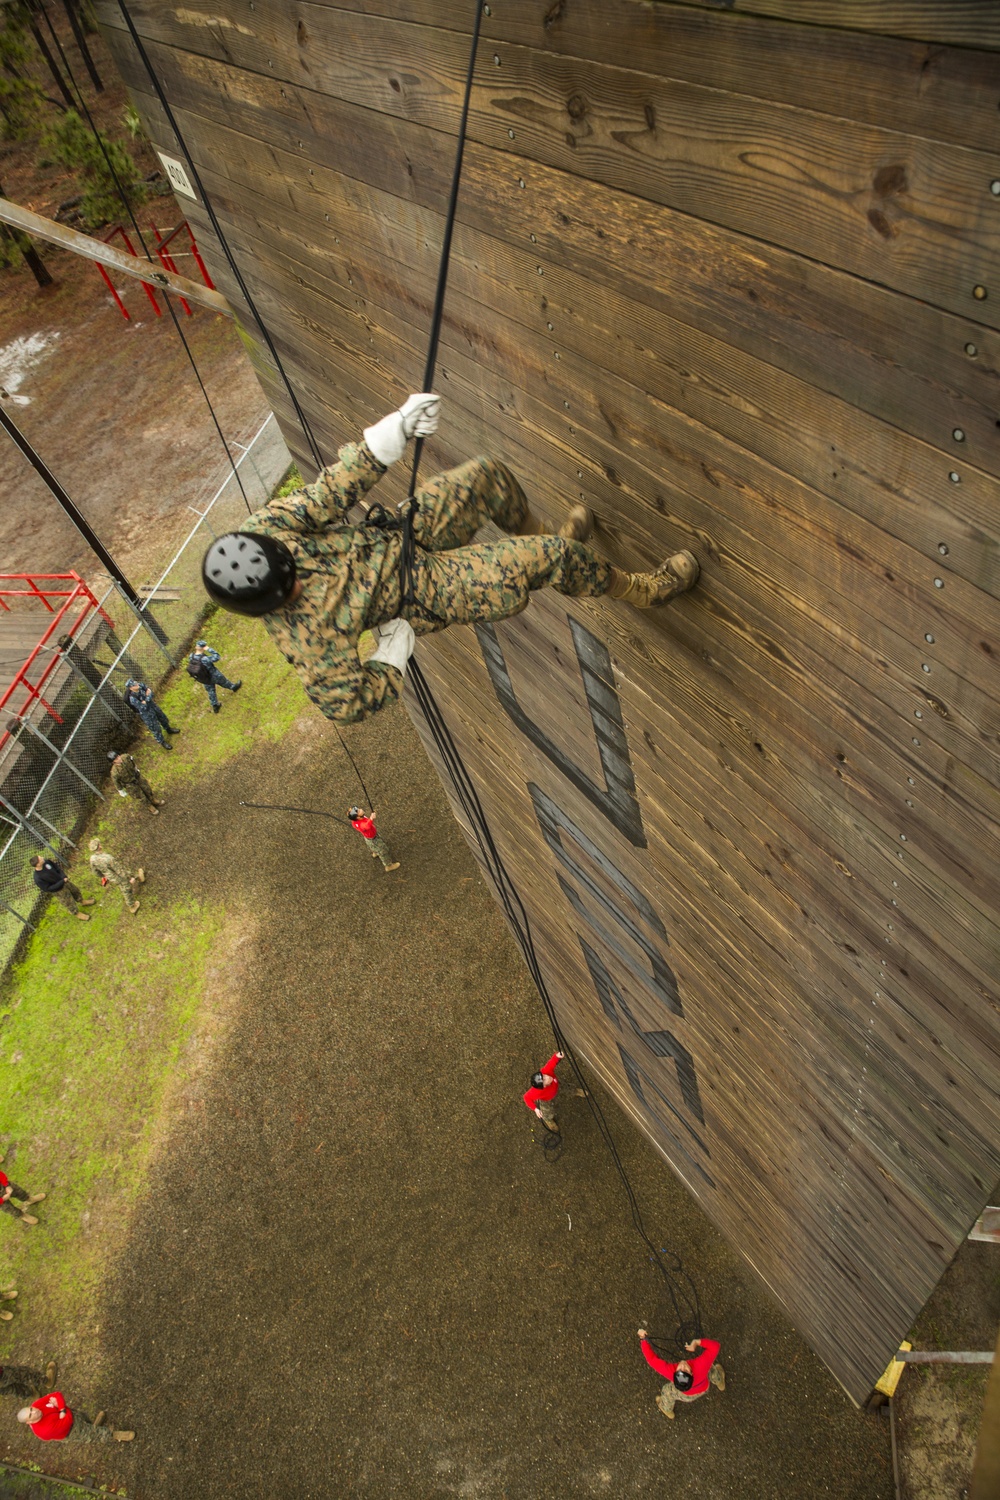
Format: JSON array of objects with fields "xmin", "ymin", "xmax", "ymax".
[
  {"xmin": 243, "ymin": 440, "xmax": 406, "ymax": 724},
  {"xmin": 89, "ymin": 850, "xmax": 127, "ymax": 882},
  {"xmin": 110, "ymin": 754, "xmax": 140, "ymax": 791}
]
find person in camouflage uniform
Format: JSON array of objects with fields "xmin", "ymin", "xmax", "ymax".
[
  {"xmin": 0, "ymin": 1361, "xmax": 56, "ymax": 1400},
  {"xmin": 88, "ymin": 838, "xmax": 144, "ymax": 915},
  {"xmin": 201, "ymin": 396, "xmax": 700, "ymax": 725},
  {"xmin": 108, "ymin": 751, "xmax": 163, "ymax": 814}
]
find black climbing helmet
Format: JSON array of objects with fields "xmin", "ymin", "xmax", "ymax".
[
  {"xmin": 673, "ymin": 1366, "xmax": 694, "ymax": 1391},
  {"xmin": 202, "ymin": 532, "xmax": 297, "ymax": 617},
  {"xmin": 531, "ymin": 1072, "xmax": 547, "ymax": 1089}
]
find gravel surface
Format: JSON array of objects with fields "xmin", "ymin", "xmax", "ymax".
[{"xmin": 55, "ymin": 693, "xmax": 893, "ymax": 1500}]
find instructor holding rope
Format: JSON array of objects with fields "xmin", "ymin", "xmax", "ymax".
[{"xmin": 201, "ymin": 397, "xmax": 700, "ymax": 724}]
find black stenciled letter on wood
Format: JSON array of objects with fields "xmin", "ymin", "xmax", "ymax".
[
  {"xmin": 618, "ymin": 1045, "xmax": 716, "ymax": 1189},
  {"xmin": 529, "ymin": 782, "xmax": 681, "ymax": 1016},
  {"xmin": 475, "ymin": 618, "xmax": 646, "ymax": 847},
  {"xmin": 580, "ymin": 939, "xmax": 705, "ymax": 1129}
]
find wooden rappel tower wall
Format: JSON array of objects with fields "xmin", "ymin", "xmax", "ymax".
[{"xmin": 98, "ymin": 0, "xmax": 1000, "ymax": 1403}]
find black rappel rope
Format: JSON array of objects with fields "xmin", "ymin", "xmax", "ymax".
[
  {"xmin": 117, "ymin": 0, "xmax": 326, "ymax": 475},
  {"xmin": 397, "ymin": 1, "xmax": 702, "ymax": 1352},
  {"xmin": 37, "ymin": 1, "xmax": 252, "ymax": 515}
]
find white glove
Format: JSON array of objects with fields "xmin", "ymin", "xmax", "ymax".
[
  {"xmin": 363, "ymin": 394, "xmax": 440, "ymax": 467},
  {"xmin": 369, "ymin": 618, "xmax": 416, "ymax": 676}
]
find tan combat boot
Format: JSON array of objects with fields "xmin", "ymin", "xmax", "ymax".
[
  {"xmin": 559, "ymin": 505, "xmax": 593, "ymax": 542},
  {"xmin": 607, "ymin": 550, "xmax": 700, "ymax": 607},
  {"xmin": 517, "ymin": 505, "xmax": 593, "ymax": 540}
]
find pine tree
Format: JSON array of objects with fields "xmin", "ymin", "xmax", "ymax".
[{"xmin": 43, "ymin": 108, "xmax": 147, "ymax": 228}]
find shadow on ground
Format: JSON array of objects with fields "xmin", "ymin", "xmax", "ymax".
[{"xmin": 5, "ymin": 642, "xmax": 894, "ymax": 1499}]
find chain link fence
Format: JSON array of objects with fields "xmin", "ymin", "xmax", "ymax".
[{"xmin": 0, "ymin": 411, "xmax": 290, "ymax": 973}]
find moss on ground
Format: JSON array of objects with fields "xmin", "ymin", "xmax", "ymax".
[
  {"xmin": 271, "ymin": 464, "xmax": 302, "ymax": 499},
  {"xmin": 0, "ymin": 1462, "xmax": 100, "ymax": 1496},
  {"xmin": 0, "ymin": 612, "xmax": 301, "ymax": 1369},
  {"xmin": 0, "ymin": 887, "xmax": 220, "ymax": 1348}
]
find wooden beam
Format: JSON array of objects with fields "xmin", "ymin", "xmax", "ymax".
[{"xmin": 0, "ymin": 198, "xmax": 234, "ymax": 318}]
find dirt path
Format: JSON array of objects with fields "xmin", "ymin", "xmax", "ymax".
[
  {"xmin": 0, "ymin": 660, "xmax": 890, "ymax": 1500},
  {"xmin": 0, "ymin": 10, "xmax": 268, "ymax": 584}
]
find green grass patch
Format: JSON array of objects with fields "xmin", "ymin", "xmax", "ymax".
[
  {"xmin": 272, "ymin": 464, "xmax": 303, "ymax": 499},
  {"xmin": 0, "ymin": 887, "xmax": 222, "ymax": 1347},
  {"xmin": 138, "ymin": 608, "xmax": 308, "ymax": 790},
  {"xmin": 0, "ymin": 1463, "xmax": 101, "ymax": 1497}
]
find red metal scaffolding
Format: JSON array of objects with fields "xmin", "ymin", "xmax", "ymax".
[{"xmin": 0, "ymin": 574, "xmax": 113, "ymax": 750}]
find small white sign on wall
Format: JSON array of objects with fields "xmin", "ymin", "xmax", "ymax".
[{"xmin": 156, "ymin": 151, "xmax": 197, "ymax": 201}]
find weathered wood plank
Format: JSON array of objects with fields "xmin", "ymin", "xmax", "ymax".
[
  {"xmin": 98, "ymin": 0, "xmax": 1000, "ymax": 151},
  {"xmin": 99, "ymin": 3, "xmax": 1000, "ymax": 324},
  {"xmin": 293, "ymin": 0, "xmax": 1000, "ymax": 153},
  {"xmin": 673, "ymin": 1, "xmax": 1000, "ymax": 50},
  {"xmin": 103, "ymin": 0, "xmax": 1000, "ymax": 1407},
  {"xmin": 186, "ymin": 187, "xmax": 1000, "ymax": 777},
  {"xmin": 427, "ymin": 608, "xmax": 1000, "ymax": 1110},
  {"xmin": 103, "ymin": 40, "xmax": 1000, "ymax": 492}
]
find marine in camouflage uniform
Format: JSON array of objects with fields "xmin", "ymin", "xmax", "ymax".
[
  {"xmin": 109, "ymin": 752, "xmax": 162, "ymax": 812},
  {"xmin": 0, "ymin": 1364, "xmax": 52, "ymax": 1400},
  {"xmin": 88, "ymin": 839, "xmax": 143, "ymax": 911},
  {"xmin": 205, "ymin": 396, "xmax": 700, "ymax": 726},
  {"xmin": 241, "ymin": 447, "xmax": 611, "ymax": 724}
]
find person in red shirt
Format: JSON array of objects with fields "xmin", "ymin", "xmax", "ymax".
[
  {"xmin": 348, "ymin": 807, "xmax": 400, "ymax": 872},
  {"xmin": 0, "ymin": 1169, "xmax": 45, "ymax": 1227},
  {"xmin": 523, "ymin": 1051, "xmax": 564, "ymax": 1133},
  {"xmin": 17, "ymin": 1392, "xmax": 133, "ymax": 1443},
  {"xmin": 636, "ymin": 1331, "xmax": 726, "ymax": 1419}
]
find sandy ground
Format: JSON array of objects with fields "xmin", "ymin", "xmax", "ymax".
[
  {"xmin": 894, "ymin": 1239, "xmax": 999, "ymax": 1500},
  {"xmin": 0, "ymin": 8, "xmax": 270, "ymax": 586},
  {"xmin": 0, "ymin": 666, "xmax": 894, "ymax": 1500},
  {"xmin": 0, "ymin": 17, "xmax": 933, "ymax": 1497}
]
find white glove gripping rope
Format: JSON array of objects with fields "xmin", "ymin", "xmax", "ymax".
[
  {"xmin": 369, "ymin": 618, "xmax": 416, "ymax": 677},
  {"xmin": 363, "ymin": 394, "xmax": 441, "ymax": 468}
]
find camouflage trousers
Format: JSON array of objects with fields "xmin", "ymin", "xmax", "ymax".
[
  {"xmin": 54, "ymin": 881, "xmax": 85, "ymax": 916},
  {"xmin": 102, "ymin": 870, "xmax": 134, "ymax": 906},
  {"xmin": 400, "ymin": 459, "xmax": 614, "ymax": 636},
  {"xmin": 656, "ymin": 1364, "xmax": 725, "ymax": 1417},
  {"xmin": 123, "ymin": 775, "xmax": 156, "ymax": 806},
  {"xmin": 62, "ymin": 1413, "xmax": 113, "ymax": 1443},
  {"xmin": 0, "ymin": 1184, "xmax": 30, "ymax": 1219},
  {"xmin": 0, "ymin": 1364, "xmax": 47, "ymax": 1400},
  {"xmin": 366, "ymin": 835, "xmax": 394, "ymax": 869},
  {"xmin": 137, "ymin": 702, "xmax": 173, "ymax": 749},
  {"xmin": 536, "ymin": 1098, "xmax": 558, "ymax": 1124}
]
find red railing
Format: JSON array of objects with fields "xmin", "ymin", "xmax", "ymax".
[
  {"xmin": 97, "ymin": 225, "xmax": 162, "ymax": 321},
  {"xmin": 96, "ymin": 221, "xmax": 216, "ymax": 321},
  {"xmin": 0, "ymin": 574, "xmax": 113, "ymax": 750}
]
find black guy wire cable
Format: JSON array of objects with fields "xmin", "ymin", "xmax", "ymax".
[
  {"xmin": 395, "ymin": 0, "xmax": 701, "ymax": 1354},
  {"xmin": 116, "ymin": 0, "xmax": 326, "ymax": 476},
  {"xmin": 35, "ymin": 0, "xmax": 252, "ymax": 517}
]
